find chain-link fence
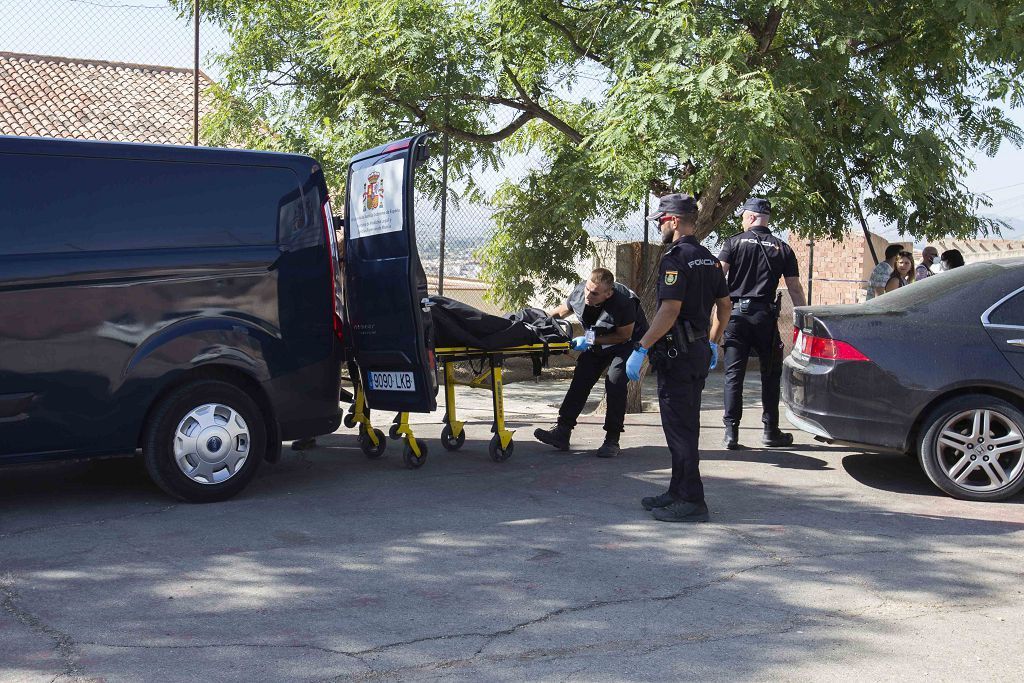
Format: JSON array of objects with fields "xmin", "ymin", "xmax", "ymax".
[{"xmin": 2, "ymin": 0, "xmax": 654, "ymax": 312}]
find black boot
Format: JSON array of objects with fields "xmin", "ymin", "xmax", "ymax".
[
  {"xmin": 762, "ymin": 427, "xmax": 794, "ymax": 447},
  {"xmin": 534, "ymin": 424, "xmax": 571, "ymax": 451},
  {"xmin": 595, "ymin": 438, "xmax": 620, "ymax": 458},
  {"xmin": 641, "ymin": 492, "xmax": 677, "ymax": 510},
  {"xmin": 652, "ymin": 500, "xmax": 710, "ymax": 523},
  {"xmin": 723, "ymin": 423, "xmax": 743, "ymax": 450}
]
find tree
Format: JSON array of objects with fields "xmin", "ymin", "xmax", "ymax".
[{"xmin": 187, "ymin": 0, "xmax": 1024, "ymax": 308}]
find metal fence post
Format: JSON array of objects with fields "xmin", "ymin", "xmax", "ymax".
[
  {"xmin": 807, "ymin": 237, "xmax": 814, "ymax": 305},
  {"xmin": 438, "ymin": 60, "xmax": 451, "ymax": 296},
  {"xmin": 193, "ymin": 0, "xmax": 199, "ymax": 146},
  {"xmin": 640, "ymin": 192, "xmax": 650, "ymax": 282}
]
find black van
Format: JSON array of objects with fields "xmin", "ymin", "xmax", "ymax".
[{"xmin": 0, "ymin": 136, "xmax": 345, "ymax": 502}]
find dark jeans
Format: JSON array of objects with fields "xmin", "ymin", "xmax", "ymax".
[
  {"xmin": 557, "ymin": 345, "xmax": 631, "ymax": 437},
  {"xmin": 722, "ymin": 310, "xmax": 784, "ymax": 430},
  {"xmin": 657, "ymin": 342, "xmax": 711, "ymax": 503}
]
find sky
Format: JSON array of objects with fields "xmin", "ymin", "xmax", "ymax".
[{"xmin": 3, "ymin": 0, "xmax": 1023, "ymax": 241}]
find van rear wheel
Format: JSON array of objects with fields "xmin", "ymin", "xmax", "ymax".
[{"xmin": 143, "ymin": 380, "xmax": 265, "ymax": 502}]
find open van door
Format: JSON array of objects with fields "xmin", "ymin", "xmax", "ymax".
[{"xmin": 343, "ymin": 134, "xmax": 438, "ymax": 412}]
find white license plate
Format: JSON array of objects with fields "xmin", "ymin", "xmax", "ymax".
[{"xmin": 368, "ymin": 371, "xmax": 416, "ymax": 392}]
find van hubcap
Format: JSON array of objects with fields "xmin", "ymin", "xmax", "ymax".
[
  {"xmin": 173, "ymin": 403, "xmax": 250, "ymax": 485},
  {"xmin": 936, "ymin": 409, "xmax": 1024, "ymax": 493}
]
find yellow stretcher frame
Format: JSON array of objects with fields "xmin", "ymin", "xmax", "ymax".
[{"xmin": 345, "ymin": 342, "xmax": 570, "ymax": 468}]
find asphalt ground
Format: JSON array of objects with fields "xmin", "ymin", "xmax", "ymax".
[{"xmin": 2, "ymin": 374, "xmax": 1023, "ymax": 682}]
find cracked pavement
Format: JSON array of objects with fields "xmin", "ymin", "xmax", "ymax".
[{"xmin": 2, "ymin": 375, "xmax": 1024, "ymax": 682}]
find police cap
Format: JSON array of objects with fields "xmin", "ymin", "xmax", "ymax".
[
  {"xmin": 646, "ymin": 193, "xmax": 698, "ymax": 221},
  {"xmin": 739, "ymin": 197, "xmax": 772, "ymax": 215}
]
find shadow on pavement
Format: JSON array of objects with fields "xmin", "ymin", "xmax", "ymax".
[
  {"xmin": 841, "ymin": 451, "xmax": 1024, "ymax": 503},
  {"xmin": 3, "ymin": 431, "xmax": 1024, "ymax": 680}
]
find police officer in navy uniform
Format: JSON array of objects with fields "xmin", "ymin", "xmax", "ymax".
[
  {"xmin": 535, "ymin": 268, "xmax": 648, "ymax": 458},
  {"xmin": 626, "ymin": 194, "xmax": 731, "ymax": 523},
  {"xmin": 717, "ymin": 197, "xmax": 806, "ymax": 450}
]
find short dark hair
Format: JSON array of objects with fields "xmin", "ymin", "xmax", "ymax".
[
  {"xmin": 941, "ymin": 249, "xmax": 965, "ymax": 268},
  {"xmin": 590, "ymin": 268, "xmax": 615, "ymax": 289},
  {"xmin": 884, "ymin": 244, "xmax": 903, "ymax": 260}
]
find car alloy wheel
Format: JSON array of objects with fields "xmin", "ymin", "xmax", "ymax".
[
  {"xmin": 173, "ymin": 403, "xmax": 251, "ymax": 485},
  {"xmin": 933, "ymin": 408, "xmax": 1024, "ymax": 495}
]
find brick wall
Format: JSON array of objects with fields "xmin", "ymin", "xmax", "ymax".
[{"xmin": 788, "ymin": 231, "xmax": 910, "ymax": 306}]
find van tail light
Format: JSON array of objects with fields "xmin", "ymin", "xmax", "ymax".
[
  {"xmin": 322, "ymin": 198, "xmax": 344, "ymax": 343},
  {"xmin": 794, "ymin": 327, "xmax": 869, "ymax": 362}
]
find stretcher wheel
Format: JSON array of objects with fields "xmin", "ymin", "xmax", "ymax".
[
  {"xmin": 358, "ymin": 427, "xmax": 386, "ymax": 459},
  {"xmin": 441, "ymin": 424, "xmax": 465, "ymax": 451},
  {"xmin": 389, "ymin": 424, "xmax": 401, "ymax": 439},
  {"xmin": 489, "ymin": 435, "xmax": 514, "ymax": 463},
  {"xmin": 343, "ymin": 413, "xmax": 356, "ymax": 429},
  {"xmin": 403, "ymin": 440, "xmax": 428, "ymax": 469}
]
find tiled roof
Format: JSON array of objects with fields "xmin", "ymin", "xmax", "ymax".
[{"xmin": 0, "ymin": 52, "xmax": 215, "ymax": 145}]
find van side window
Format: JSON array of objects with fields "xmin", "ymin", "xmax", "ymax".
[{"xmin": 0, "ymin": 153, "xmax": 300, "ymax": 255}]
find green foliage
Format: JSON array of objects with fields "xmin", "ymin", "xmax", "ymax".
[{"xmin": 187, "ymin": 0, "xmax": 1024, "ymax": 308}]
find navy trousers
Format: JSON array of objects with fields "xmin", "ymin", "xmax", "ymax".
[
  {"xmin": 657, "ymin": 342, "xmax": 711, "ymax": 503},
  {"xmin": 558, "ymin": 345, "xmax": 631, "ymax": 436}
]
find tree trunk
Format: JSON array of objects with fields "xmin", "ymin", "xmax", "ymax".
[{"xmin": 626, "ymin": 240, "xmax": 663, "ymax": 413}]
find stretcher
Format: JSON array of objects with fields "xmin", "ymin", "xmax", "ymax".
[{"xmin": 343, "ymin": 342, "xmax": 570, "ymax": 468}]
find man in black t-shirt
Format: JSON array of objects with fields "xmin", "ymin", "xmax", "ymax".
[
  {"xmin": 534, "ymin": 268, "xmax": 648, "ymax": 458},
  {"xmin": 717, "ymin": 197, "xmax": 806, "ymax": 450}
]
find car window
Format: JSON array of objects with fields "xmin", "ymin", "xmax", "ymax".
[
  {"xmin": 0, "ymin": 153, "xmax": 300, "ymax": 255},
  {"xmin": 860, "ymin": 262, "xmax": 1003, "ymax": 312},
  {"xmin": 988, "ymin": 289, "xmax": 1024, "ymax": 326}
]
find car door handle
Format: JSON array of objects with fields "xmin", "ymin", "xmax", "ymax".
[{"xmin": 1009, "ymin": 339, "xmax": 1024, "ymax": 348}]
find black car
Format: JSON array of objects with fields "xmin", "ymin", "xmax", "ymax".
[
  {"xmin": 0, "ymin": 136, "xmax": 345, "ymax": 502},
  {"xmin": 783, "ymin": 260, "xmax": 1024, "ymax": 501}
]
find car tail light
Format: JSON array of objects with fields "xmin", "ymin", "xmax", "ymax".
[
  {"xmin": 794, "ymin": 329, "xmax": 869, "ymax": 361},
  {"xmin": 322, "ymin": 198, "xmax": 344, "ymax": 343}
]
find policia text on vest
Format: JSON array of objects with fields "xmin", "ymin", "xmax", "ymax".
[
  {"xmin": 717, "ymin": 197, "xmax": 807, "ymax": 450},
  {"xmin": 626, "ymin": 194, "xmax": 732, "ymax": 524}
]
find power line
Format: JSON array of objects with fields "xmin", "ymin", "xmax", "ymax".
[{"xmin": 978, "ymin": 180, "xmax": 1024, "ymax": 194}]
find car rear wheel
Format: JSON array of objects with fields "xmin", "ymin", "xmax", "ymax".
[
  {"xmin": 143, "ymin": 380, "xmax": 266, "ymax": 502},
  {"xmin": 919, "ymin": 395, "xmax": 1024, "ymax": 501}
]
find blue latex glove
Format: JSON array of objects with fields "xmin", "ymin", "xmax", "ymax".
[
  {"xmin": 709, "ymin": 341, "xmax": 719, "ymax": 370},
  {"xmin": 626, "ymin": 347, "xmax": 647, "ymax": 381},
  {"xmin": 570, "ymin": 335, "xmax": 592, "ymax": 352}
]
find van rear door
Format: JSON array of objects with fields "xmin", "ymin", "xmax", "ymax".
[{"xmin": 344, "ymin": 134, "xmax": 437, "ymax": 412}]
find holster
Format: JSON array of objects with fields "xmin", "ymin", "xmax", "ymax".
[
  {"xmin": 650, "ymin": 321, "xmax": 689, "ymax": 370},
  {"xmin": 770, "ymin": 292, "xmax": 783, "ymax": 319}
]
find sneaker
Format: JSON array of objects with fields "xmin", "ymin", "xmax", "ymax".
[
  {"xmin": 762, "ymin": 428, "xmax": 794, "ymax": 447},
  {"xmin": 652, "ymin": 500, "xmax": 710, "ymax": 523},
  {"xmin": 534, "ymin": 424, "xmax": 571, "ymax": 451},
  {"xmin": 641, "ymin": 492, "xmax": 677, "ymax": 511},
  {"xmin": 595, "ymin": 441, "xmax": 620, "ymax": 458},
  {"xmin": 291, "ymin": 437, "xmax": 317, "ymax": 451}
]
